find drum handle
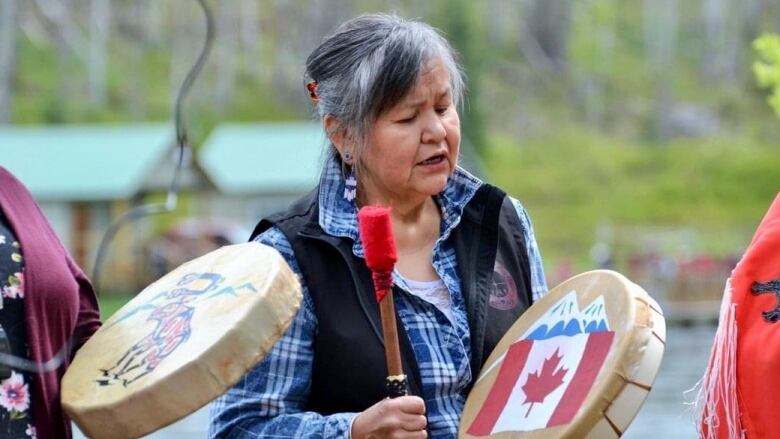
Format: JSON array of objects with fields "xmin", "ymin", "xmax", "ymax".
[
  {"xmin": 357, "ymin": 206, "xmax": 407, "ymax": 398},
  {"xmin": 378, "ymin": 287, "xmax": 407, "ymax": 398}
]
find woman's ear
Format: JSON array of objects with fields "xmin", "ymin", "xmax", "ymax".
[{"xmin": 324, "ymin": 115, "xmax": 346, "ymax": 155}]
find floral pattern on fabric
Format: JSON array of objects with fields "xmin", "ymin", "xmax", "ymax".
[
  {"xmin": 0, "ymin": 212, "xmax": 34, "ymax": 437},
  {"xmin": 0, "ymin": 372, "xmax": 30, "ymax": 412},
  {"xmin": 3, "ymin": 272, "xmax": 23, "ymax": 300}
]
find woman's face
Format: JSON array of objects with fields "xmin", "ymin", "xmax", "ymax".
[{"xmin": 358, "ymin": 57, "xmax": 461, "ymax": 207}]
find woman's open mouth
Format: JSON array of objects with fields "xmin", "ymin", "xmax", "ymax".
[{"xmin": 418, "ymin": 154, "xmax": 446, "ymax": 166}]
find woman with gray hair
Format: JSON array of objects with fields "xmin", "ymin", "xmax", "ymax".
[{"xmin": 209, "ymin": 13, "xmax": 547, "ymax": 438}]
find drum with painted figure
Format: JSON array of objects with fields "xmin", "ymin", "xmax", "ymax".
[
  {"xmin": 62, "ymin": 243, "xmax": 302, "ymax": 439},
  {"xmin": 460, "ymin": 270, "xmax": 666, "ymax": 438}
]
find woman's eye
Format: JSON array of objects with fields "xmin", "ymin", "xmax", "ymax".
[
  {"xmin": 435, "ymin": 106, "xmax": 449, "ymax": 115},
  {"xmin": 398, "ymin": 114, "xmax": 417, "ymax": 123}
]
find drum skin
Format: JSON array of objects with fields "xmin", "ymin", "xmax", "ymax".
[
  {"xmin": 459, "ymin": 270, "xmax": 666, "ymax": 438},
  {"xmin": 62, "ymin": 243, "xmax": 302, "ymax": 439}
]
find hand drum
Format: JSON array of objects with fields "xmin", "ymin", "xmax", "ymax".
[
  {"xmin": 460, "ymin": 270, "xmax": 665, "ymax": 438},
  {"xmin": 62, "ymin": 243, "xmax": 302, "ymax": 439}
]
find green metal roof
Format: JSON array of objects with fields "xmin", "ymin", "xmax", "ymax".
[
  {"xmin": 0, "ymin": 124, "xmax": 174, "ymax": 201},
  {"xmin": 199, "ymin": 122, "xmax": 325, "ymax": 194}
]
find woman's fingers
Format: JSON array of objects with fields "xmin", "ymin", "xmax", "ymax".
[
  {"xmin": 398, "ymin": 414, "xmax": 428, "ymax": 432},
  {"xmin": 352, "ymin": 396, "xmax": 428, "ymax": 438},
  {"xmin": 392, "ymin": 395, "xmax": 426, "ymax": 415}
]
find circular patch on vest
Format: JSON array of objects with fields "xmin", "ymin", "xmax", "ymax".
[{"xmin": 489, "ymin": 261, "xmax": 519, "ymax": 310}]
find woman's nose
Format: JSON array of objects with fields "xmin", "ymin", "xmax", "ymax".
[{"xmin": 421, "ymin": 111, "xmax": 446, "ymax": 144}]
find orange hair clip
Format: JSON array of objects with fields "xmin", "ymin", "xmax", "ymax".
[{"xmin": 306, "ymin": 80, "xmax": 319, "ymax": 102}]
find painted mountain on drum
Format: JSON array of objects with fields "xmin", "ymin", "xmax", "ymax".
[
  {"xmin": 523, "ymin": 293, "xmax": 610, "ymax": 340},
  {"xmin": 581, "ymin": 296, "xmax": 610, "ymax": 333},
  {"xmin": 467, "ymin": 292, "xmax": 614, "ymax": 436}
]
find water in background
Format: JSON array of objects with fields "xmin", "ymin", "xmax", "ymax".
[
  {"xmin": 73, "ymin": 326, "xmax": 715, "ymax": 438},
  {"xmin": 624, "ymin": 325, "xmax": 714, "ymax": 438}
]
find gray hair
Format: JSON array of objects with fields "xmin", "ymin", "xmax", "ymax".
[{"xmin": 305, "ymin": 14, "xmax": 464, "ymax": 166}]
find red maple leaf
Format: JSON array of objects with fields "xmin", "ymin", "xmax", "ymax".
[{"xmin": 521, "ymin": 349, "xmax": 568, "ymax": 417}]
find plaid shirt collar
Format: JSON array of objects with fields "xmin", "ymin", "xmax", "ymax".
[{"xmin": 317, "ymin": 154, "xmax": 483, "ymax": 257}]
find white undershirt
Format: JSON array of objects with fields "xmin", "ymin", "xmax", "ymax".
[{"xmin": 396, "ymin": 273, "xmax": 455, "ymax": 326}]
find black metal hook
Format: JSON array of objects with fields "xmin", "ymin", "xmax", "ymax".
[{"xmin": 91, "ymin": 0, "xmax": 215, "ymax": 296}]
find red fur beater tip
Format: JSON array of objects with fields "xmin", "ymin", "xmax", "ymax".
[{"xmin": 358, "ymin": 206, "xmax": 398, "ymax": 273}]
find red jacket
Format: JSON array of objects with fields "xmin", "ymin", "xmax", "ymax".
[
  {"xmin": 0, "ymin": 167, "xmax": 101, "ymax": 439},
  {"xmin": 699, "ymin": 193, "xmax": 780, "ymax": 438}
]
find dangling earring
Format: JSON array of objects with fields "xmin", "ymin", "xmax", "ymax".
[
  {"xmin": 342, "ymin": 151, "xmax": 357, "ymax": 202},
  {"xmin": 344, "ymin": 168, "xmax": 357, "ymax": 202}
]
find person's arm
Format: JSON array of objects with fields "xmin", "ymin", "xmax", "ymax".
[
  {"xmin": 510, "ymin": 198, "xmax": 548, "ymax": 301},
  {"xmin": 208, "ymin": 227, "xmax": 356, "ymax": 438},
  {"xmin": 66, "ymin": 254, "xmax": 101, "ymax": 357}
]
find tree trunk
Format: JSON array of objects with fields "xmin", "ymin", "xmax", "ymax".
[
  {"xmin": 142, "ymin": 0, "xmax": 164, "ymax": 44},
  {"xmin": 89, "ymin": 0, "xmax": 110, "ymax": 105},
  {"xmin": 741, "ymin": 0, "xmax": 763, "ymax": 41},
  {"xmin": 0, "ymin": 0, "xmax": 19, "ymax": 124},
  {"xmin": 33, "ymin": 0, "xmax": 89, "ymax": 63},
  {"xmin": 722, "ymin": 2, "xmax": 741, "ymax": 82},
  {"xmin": 520, "ymin": 0, "xmax": 572, "ymax": 75},
  {"xmin": 240, "ymin": 0, "xmax": 259, "ymax": 50},
  {"xmin": 701, "ymin": 0, "xmax": 725, "ymax": 79},
  {"xmin": 644, "ymin": 0, "xmax": 678, "ymax": 140},
  {"xmin": 127, "ymin": 0, "xmax": 146, "ymax": 118},
  {"xmin": 242, "ymin": 0, "xmax": 267, "ymax": 81},
  {"xmin": 169, "ymin": 2, "xmax": 204, "ymax": 110},
  {"xmin": 487, "ymin": 0, "xmax": 508, "ymax": 45},
  {"xmin": 579, "ymin": 0, "xmax": 617, "ymax": 129},
  {"xmin": 216, "ymin": 1, "xmax": 237, "ymax": 113}
]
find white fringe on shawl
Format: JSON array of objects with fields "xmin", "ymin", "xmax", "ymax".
[{"xmin": 689, "ymin": 279, "xmax": 743, "ymax": 439}]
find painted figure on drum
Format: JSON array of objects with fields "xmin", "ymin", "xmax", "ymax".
[
  {"xmin": 98, "ymin": 272, "xmax": 253, "ymax": 387},
  {"xmin": 209, "ymin": 13, "xmax": 549, "ymax": 439}
]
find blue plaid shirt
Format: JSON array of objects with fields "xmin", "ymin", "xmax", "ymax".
[{"xmin": 209, "ymin": 157, "xmax": 547, "ymax": 438}]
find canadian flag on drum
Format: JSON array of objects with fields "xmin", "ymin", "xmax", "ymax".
[{"xmin": 467, "ymin": 293, "xmax": 614, "ymax": 435}]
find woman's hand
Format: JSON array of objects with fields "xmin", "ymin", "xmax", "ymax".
[{"xmin": 351, "ymin": 396, "xmax": 427, "ymax": 438}]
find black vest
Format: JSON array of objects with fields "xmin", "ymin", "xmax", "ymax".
[{"xmin": 252, "ymin": 183, "xmax": 534, "ymax": 414}]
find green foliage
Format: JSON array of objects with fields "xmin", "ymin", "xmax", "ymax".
[
  {"xmin": 11, "ymin": 33, "xmax": 301, "ymax": 133},
  {"xmin": 754, "ymin": 33, "xmax": 780, "ymax": 117},
  {"xmin": 487, "ymin": 127, "xmax": 780, "ymax": 269},
  {"xmin": 8, "ymin": 3, "xmax": 779, "ymax": 276},
  {"xmin": 570, "ymin": 0, "xmax": 618, "ymax": 77},
  {"xmin": 99, "ymin": 294, "xmax": 133, "ymax": 320},
  {"xmin": 143, "ymin": 191, "xmax": 196, "ymax": 236},
  {"xmin": 428, "ymin": 0, "xmax": 488, "ymax": 154}
]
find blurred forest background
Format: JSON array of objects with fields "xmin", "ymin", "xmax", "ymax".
[{"xmin": 1, "ymin": 0, "xmax": 779, "ymax": 289}]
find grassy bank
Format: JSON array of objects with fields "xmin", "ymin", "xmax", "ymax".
[
  {"xmin": 487, "ymin": 126, "xmax": 780, "ymax": 270},
  {"xmin": 99, "ymin": 294, "xmax": 133, "ymax": 320}
]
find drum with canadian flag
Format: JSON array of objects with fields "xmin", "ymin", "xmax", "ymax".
[{"xmin": 459, "ymin": 270, "xmax": 666, "ymax": 438}]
